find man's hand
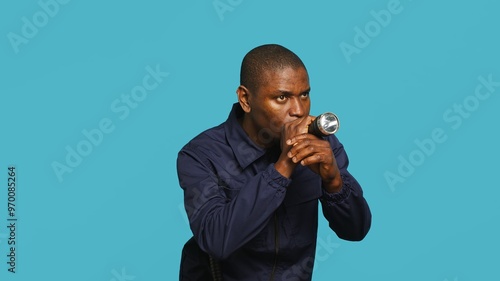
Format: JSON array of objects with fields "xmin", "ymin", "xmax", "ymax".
[
  {"xmin": 274, "ymin": 116, "xmax": 313, "ymax": 178},
  {"xmin": 274, "ymin": 116, "xmax": 343, "ymax": 193},
  {"xmin": 286, "ymin": 133, "xmax": 342, "ymax": 193}
]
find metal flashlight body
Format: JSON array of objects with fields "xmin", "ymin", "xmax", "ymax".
[{"xmin": 308, "ymin": 112, "xmax": 340, "ymax": 137}]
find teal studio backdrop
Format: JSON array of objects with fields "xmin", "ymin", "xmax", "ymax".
[{"xmin": 1, "ymin": 0, "xmax": 499, "ymax": 280}]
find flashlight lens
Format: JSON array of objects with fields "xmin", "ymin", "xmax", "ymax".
[{"xmin": 319, "ymin": 113, "xmax": 339, "ymax": 135}]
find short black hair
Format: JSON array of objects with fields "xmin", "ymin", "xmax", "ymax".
[{"xmin": 240, "ymin": 44, "xmax": 307, "ymax": 92}]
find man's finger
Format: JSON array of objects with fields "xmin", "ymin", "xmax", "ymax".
[
  {"xmin": 286, "ymin": 133, "xmax": 313, "ymax": 146},
  {"xmin": 289, "ymin": 142, "xmax": 331, "ymax": 164}
]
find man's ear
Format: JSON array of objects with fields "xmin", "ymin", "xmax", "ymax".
[{"xmin": 236, "ymin": 85, "xmax": 252, "ymax": 113}]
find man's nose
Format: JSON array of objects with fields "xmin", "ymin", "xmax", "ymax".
[{"xmin": 289, "ymin": 97, "xmax": 305, "ymax": 118}]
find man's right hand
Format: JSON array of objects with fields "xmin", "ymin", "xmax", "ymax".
[{"xmin": 274, "ymin": 116, "xmax": 315, "ymax": 178}]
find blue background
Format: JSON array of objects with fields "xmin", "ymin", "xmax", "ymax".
[{"xmin": 1, "ymin": 0, "xmax": 499, "ymax": 280}]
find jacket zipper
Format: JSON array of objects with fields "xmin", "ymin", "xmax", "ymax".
[{"xmin": 269, "ymin": 212, "xmax": 279, "ymax": 281}]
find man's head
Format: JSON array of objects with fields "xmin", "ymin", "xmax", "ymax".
[
  {"xmin": 240, "ymin": 44, "xmax": 307, "ymax": 93},
  {"xmin": 237, "ymin": 44, "xmax": 311, "ymax": 147}
]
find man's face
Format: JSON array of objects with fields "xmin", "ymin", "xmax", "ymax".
[{"xmin": 242, "ymin": 66, "xmax": 311, "ymax": 147}]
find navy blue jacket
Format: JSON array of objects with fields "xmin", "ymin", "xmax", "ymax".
[{"xmin": 177, "ymin": 103, "xmax": 371, "ymax": 280}]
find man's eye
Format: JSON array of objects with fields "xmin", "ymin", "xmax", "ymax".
[
  {"xmin": 301, "ymin": 92, "xmax": 309, "ymax": 98},
  {"xmin": 277, "ymin": 95, "xmax": 286, "ymax": 101}
]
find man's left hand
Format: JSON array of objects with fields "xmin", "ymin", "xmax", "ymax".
[{"xmin": 286, "ymin": 134, "xmax": 343, "ymax": 193}]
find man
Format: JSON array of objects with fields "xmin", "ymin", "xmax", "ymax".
[{"xmin": 177, "ymin": 44, "xmax": 371, "ymax": 280}]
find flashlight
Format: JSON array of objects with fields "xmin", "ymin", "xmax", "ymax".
[{"xmin": 308, "ymin": 112, "xmax": 340, "ymax": 137}]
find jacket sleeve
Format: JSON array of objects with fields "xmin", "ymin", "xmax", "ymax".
[
  {"xmin": 319, "ymin": 135, "xmax": 372, "ymax": 241},
  {"xmin": 177, "ymin": 145, "xmax": 290, "ymax": 260}
]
